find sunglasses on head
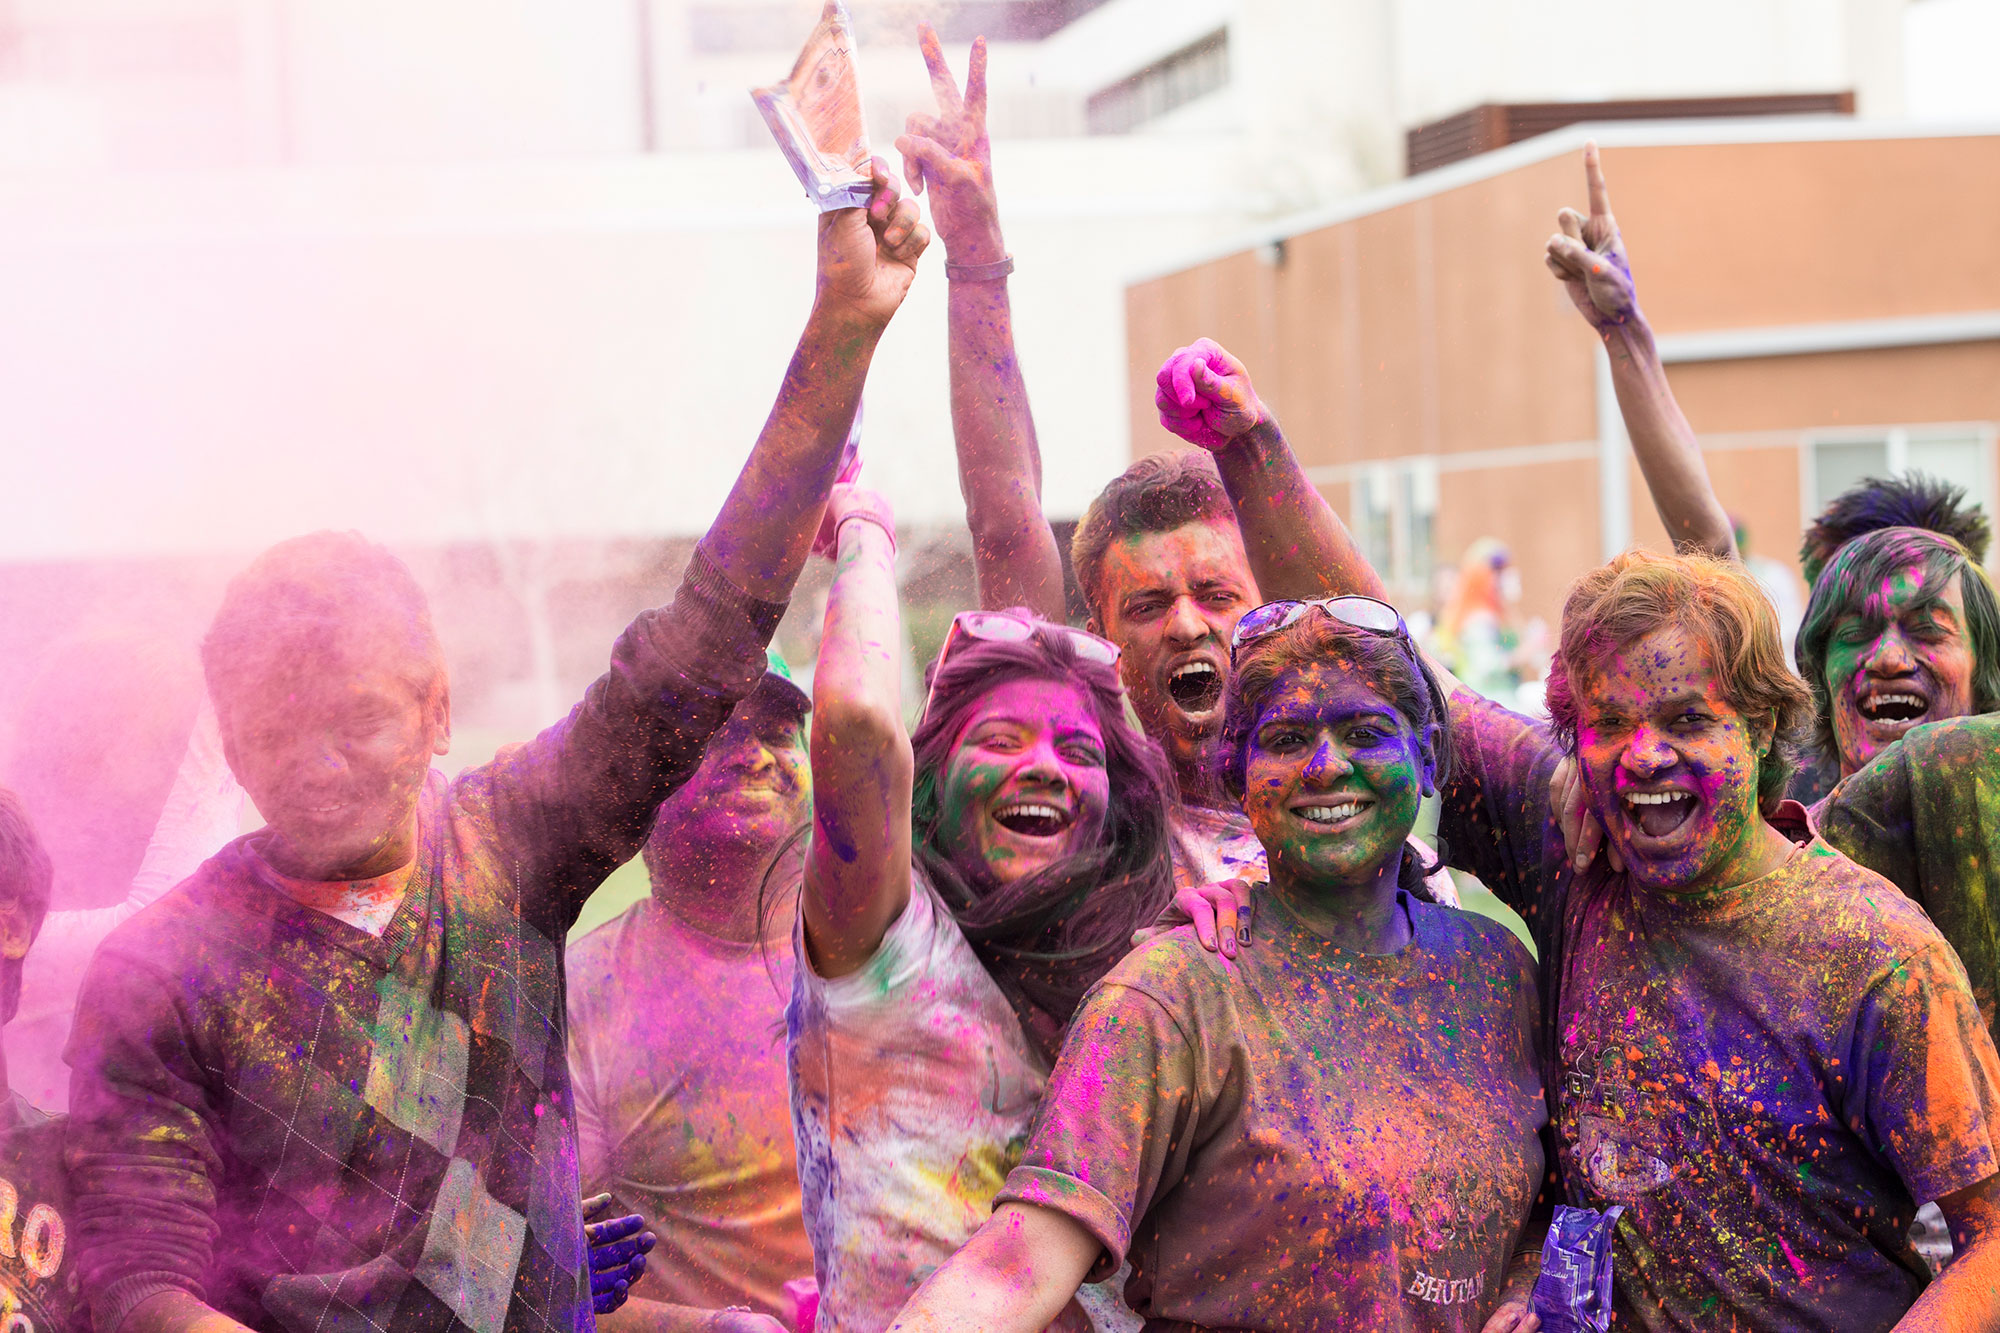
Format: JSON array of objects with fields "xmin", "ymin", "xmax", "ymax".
[
  {"xmin": 920, "ymin": 610, "xmax": 1122, "ymax": 727},
  {"xmin": 1229, "ymin": 595, "xmax": 1408, "ymax": 662}
]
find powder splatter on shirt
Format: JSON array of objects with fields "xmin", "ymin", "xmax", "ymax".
[
  {"xmin": 787, "ymin": 873, "xmax": 1116, "ymax": 1333},
  {"xmin": 567, "ymin": 897, "xmax": 813, "ymax": 1321},
  {"xmin": 1442, "ymin": 691, "xmax": 2000, "ymax": 1332},
  {"xmin": 998, "ymin": 892, "xmax": 1546, "ymax": 1332}
]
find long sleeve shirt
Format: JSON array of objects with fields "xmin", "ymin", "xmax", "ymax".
[{"xmin": 63, "ymin": 545, "xmax": 784, "ymax": 1333}]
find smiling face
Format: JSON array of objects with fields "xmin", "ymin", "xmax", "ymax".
[
  {"xmin": 1822, "ymin": 564, "xmax": 1976, "ymax": 775},
  {"xmin": 1089, "ymin": 519, "xmax": 1257, "ymax": 792},
  {"xmin": 1574, "ymin": 628, "xmax": 1773, "ymax": 896},
  {"xmin": 220, "ymin": 661, "xmax": 447, "ymax": 883},
  {"xmin": 1240, "ymin": 661, "xmax": 1432, "ymax": 894},
  {"xmin": 932, "ymin": 677, "xmax": 1112, "ymax": 886},
  {"xmin": 655, "ymin": 689, "xmax": 811, "ymax": 861}
]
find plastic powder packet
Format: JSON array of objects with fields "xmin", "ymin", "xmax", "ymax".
[
  {"xmin": 752, "ymin": 0, "xmax": 873, "ymax": 211},
  {"xmin": 1530, "ymin": 1203, "xmax": 1624, "ymax": 1332}
]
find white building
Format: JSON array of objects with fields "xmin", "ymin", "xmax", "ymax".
[{"xmin": 0, "ymin": 0, "xmax": 1963, "ymax": 563}]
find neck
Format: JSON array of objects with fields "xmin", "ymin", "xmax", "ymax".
[
  {"xmin": 1269, "ymin": 855, "xmax": 1410, "ymax": 955},
  {"xmin": 1685, "ymin": 813, "xmax": 1798, "ymax": 899},
  {"xmin": 650, "ymin": 837, "xmax": 792, "ymax": 945},
  {"xmin": 1171, "ymin": 740, "xmax": 1227, "ymax": 810}
]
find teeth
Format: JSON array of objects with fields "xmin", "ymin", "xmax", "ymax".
[
  {"xmin": 1171, "ymin": 663, "xmax": 1217, "ymax": 681},
  {"xmin": 1863, "ymin": 694, "xmax": 1925, "ymax": 708},
  {"xmin": 998, "ymin": 803, "xmax": 1065, "ymax": 822},
  {"xmin": 1300, "ymin": 802, "xmax": 1364, "ymax": 822},
  {"xmin": 1623, "ymin": 792, "xmax": 1689, "ymax": 806}
]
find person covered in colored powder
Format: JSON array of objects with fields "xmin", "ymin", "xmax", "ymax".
[
  {"xmin": 896, "ymin": 27, "xmax": 1447, "ymax": 904},
  {"xmin": 1541, "ymin": 141, "xmax": 2000, "ymax": 1058},
  {"xmin": 567, "ymin": 656, "xmax": 816, "ymax": 1333},
  {"xmin": 61, "ymin": 158, "xmax": 930, "ymax": 1333},
  {"xmin": 0, "ymin": 788, "xmax": 81, "ymax": 1333},
  {"xmin": 1157, "ymin": 332, "xmax": 2000, "ymax": 1328},
  {"xmin": 1430, "ymin": 538, "xmax": 1546, "ymax": 709},
  {"xmin": 883, "ymin": 598, "xmax": 1550, "ymax": 1332},
  {"xmin": 788, "ymin": 480, "xmax": 1185, "ymax": 1332}
]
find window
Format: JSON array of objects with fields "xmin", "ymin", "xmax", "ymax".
[
  {"xmin": 1352, "ymin": 459, "xmax": 1439, "ymax": 597},
  {"xmin": 1085, "ymin": 29, "xmax": 1229, "ymax": 134},
  {"xmin": 1805, "ymin": 426, "xmax": 1995, "ymax": 529}
]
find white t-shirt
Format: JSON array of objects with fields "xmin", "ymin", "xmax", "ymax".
[{"xmin": 788, "ymin": 872, "xmax": 1124, "ymax": 1333}]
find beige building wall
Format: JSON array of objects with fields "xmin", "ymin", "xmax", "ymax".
[{"xmin": 1126, "ymin": 124, "xmax": 2000, "ymax": 629}]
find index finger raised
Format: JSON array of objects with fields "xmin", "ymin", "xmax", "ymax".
[
  {"xmin": 917, "ymin": 21, "xmax": 963, "ymax": 113},
  {"xmin": 1584, "ymin": 140, "xmax": 1612, "ymax": 223}
]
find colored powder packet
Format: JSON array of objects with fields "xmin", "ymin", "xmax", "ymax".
[
  {"xmin": 783, "ymin": 1276, "xmax": 820, "ymax": 1333},
  {"xmin": 752, "ymin": 1, "xmax": 873, "ymax": 211},
  {"xmin": 1530, "ymin": 1203, "xmax": 1624, "ymax": 1332}
]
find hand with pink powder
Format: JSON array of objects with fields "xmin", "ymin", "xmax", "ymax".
[
  {"xmin": 897, "ymin": 22, "xmax": 1002, "ymax": 264},
  {"xmin": 1153, "ymin": 338, "xmax": 1270, "ymax": 451},
  {"xmin": 814, "ymin": 483, "xmax": 897, "ymax": 562}
]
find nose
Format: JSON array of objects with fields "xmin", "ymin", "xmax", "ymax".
[
  {"xmin": 1162, "ymin": 595, "xmax": 1209, "ymax": 647},
  {"xmin": 1620, "ymin": 724, "xmax": 1675, "ymax": 779},
  {"xmin": 743, "ymin": 741, "xmax": 778, "ymax": 776},
  {"xmin": 1301, "ymin": 735, "xmax": 1354, "ymax": 787},
  {"xmin": 1861, "ymin": 625, "xmax": 1917, "ymax": 676}
]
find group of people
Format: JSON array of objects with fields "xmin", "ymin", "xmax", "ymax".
[{"xmin": 1, "ymin": 23, "xmax": 1996, "ymax": 1333}]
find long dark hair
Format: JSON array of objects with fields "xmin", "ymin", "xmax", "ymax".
[
  {"xmin": 1215, "ymin": 614, "xmax": 1453, "ymax": 901},
  {"xmin": 911, "ymin": 631, "xmax": 1177, "ymax": 1060}
]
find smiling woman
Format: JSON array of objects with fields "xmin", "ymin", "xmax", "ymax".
[
  {"xmin": 789, "ymin": 486, "xmax": 1177, "ymax": 1333},
  {"xmin": 883, "ymin": 602, "xmax": 1552, "ymax": 1333}
]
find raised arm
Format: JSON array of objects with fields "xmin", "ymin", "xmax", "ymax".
[
  {"xmin": 1544, "ymin": 142, "xmax": 1735, "ymax": 561},
  {"xmin": 801, "ymin": 485, "xmax": 916, "ymax": 978},
  {"xmin": 1154, "ymin": 338, "xmax": 1386, "ymax": 602},
  {"xmin": 897, "ymin": 24, "xmax": 1065, "ymax": 619},
  {"xmin": 706, "ymin": 158, "xmax": 931, "ymax": 602}
]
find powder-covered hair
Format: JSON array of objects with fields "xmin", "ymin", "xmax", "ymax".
[
  {"xmin": 1544, "ymin": 549, "xmax": 1812, "ymax": 815},
  {"xmin": 1801, "ymin": 471, "xmax": 1991, "ymax": 588},
  {"xmin": 0, "ymin": 787, "xmax": 53, "ymax": 1024},
  {"xmin": 911, "ymin": 629, "xmax": 1177, "ymax": 1058},
  {"xmin": 202, "ymin": 531, "xmax": 448, "ymax": 718},
  {"xmin": 1070, "ymin": 449, "xmax": 1236, "ymax": 623},
  {"xmin": 1795, "ymin": 526, "xmax": 2000, "ymax": 762},
  {"xmin": 1215, "ymin": 613, "xmax": 1452, "ymax": 901}
]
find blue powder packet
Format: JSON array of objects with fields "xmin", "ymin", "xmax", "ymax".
[{"xmin": 1530, "ymin": 1204, "xmax": 1624, "ymax": 1332}]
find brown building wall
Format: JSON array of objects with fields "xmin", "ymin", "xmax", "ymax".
[{"xmin": 1126, "ymin": 131, "xmax": 2000, "ymax": 629}]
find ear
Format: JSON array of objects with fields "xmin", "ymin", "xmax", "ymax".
[
  {"xmin": 1750, "ymin": 707, "xmax": 1777, "ymax": 759},
  {"xmin": 0, "ymin": 900, "xmax": 33, "ymax": 964},
  {"xmin": 1084, "ymin": 614, "xmax": 1104, "ymax": 637},
  {"xmin": 1416, "ymin": 719, "xmax": 1442, "ymax": 799},
  {"xmin": 429, "ymin": 683, "xmax": 453, "ymax": 757}
]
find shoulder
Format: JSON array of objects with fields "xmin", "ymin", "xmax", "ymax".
[
  {"xmin": 1897, "ymin": 713, "xmax": 2000, "ymax": 768},
  {"xmin": 97, "ymin": 843, "xmax": 246, "ymax": 963},
  {"xmin": 1093, "ymin": 927, "xmax": 1239, "ymax": 1020},
  {"xmin": 1413, "ymin": 901, "xmax": 1538, "ymax": 992},
  {"xmin": 565, "ymin": 898, "xmax": 651, "ymax": 974},
  {"xmin": 1787, "ymin": 840, "xmax": 1945, "ymax": 961}
]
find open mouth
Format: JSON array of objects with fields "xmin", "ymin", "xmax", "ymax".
[
  {"xmin": 992, "ymin": 800, "xmax": 1074, "ymax": 839},
  {"xmin": 1622, "ymin": 790, "xmax": 1697, "ymax": 840},
  {"xmin": 1856, "ymin": 689, "xmax": 1930, "ymax": 727},
  {"xmin": 1166, "ymin": 660, "xmax": 1224, "ymax": 715},
  {"xmin": 1294, "ymin": 797, "xmax": 1373, "ymax": 828}
]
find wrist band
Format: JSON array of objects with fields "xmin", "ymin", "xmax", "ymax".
[
  {"xmin": 836, "ymin": 510, "xmax": 898, "ymax": 556},
  {"xmin": 944, "ymin": 254, "xmax": 1014, "ymax": 283}
]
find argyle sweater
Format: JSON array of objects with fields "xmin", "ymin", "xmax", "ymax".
[{"xmin": 64, "ymin": 546, "xmax": 784, "ymax": 1333}]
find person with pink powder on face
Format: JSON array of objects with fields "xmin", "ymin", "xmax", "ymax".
[
  {"xmin": 787, "ymin": 482, "xmax": 1185, "ymax": 1333},
  {"xmin": 898, "ymin": 28, "xmax": 1447, "ymax": 913}
]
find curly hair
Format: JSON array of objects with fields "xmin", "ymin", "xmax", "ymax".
[
  {"xmin": 1069, "ymin": 449, "xmax": 1237, "ymax": 623},
  {"xmin": 1544, "ymin": 549, "xmax": 1813, "ymax": 816},
  {"xmin": 910, "ymin": 629, "xmax": 1177, "ymax": 1058},
  {"xmin": 1214, "ymin": 612, "xmax": 1452, "ymax": 900},
  {"xmin": 0, "ymin": 787, "xmax": 52, "ymax": 1024},
  {"xmin": 1795, "ymin": 526, "xmax": 2000, "ymax": 764},
  {"xmin": 202, "ymin": 531, "xmax": 448, "ymax": 720},
  {"xmin": 1801, "ymin": 471, "xmax": 1991, "ymax": 588}
]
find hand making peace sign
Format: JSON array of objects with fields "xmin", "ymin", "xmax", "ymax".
[{"xmin": 896, "ymin": 22, "xmax": 1004, "ymax": 263}]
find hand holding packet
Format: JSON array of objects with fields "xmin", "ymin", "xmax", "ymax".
[
  {"xmin": 752, "ymin": 1, "xmax": 873, "ymax": 211},
  {"xmin": 1530, "ymin": 1204, "xmax": 1624, "ymax": 1332}
]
